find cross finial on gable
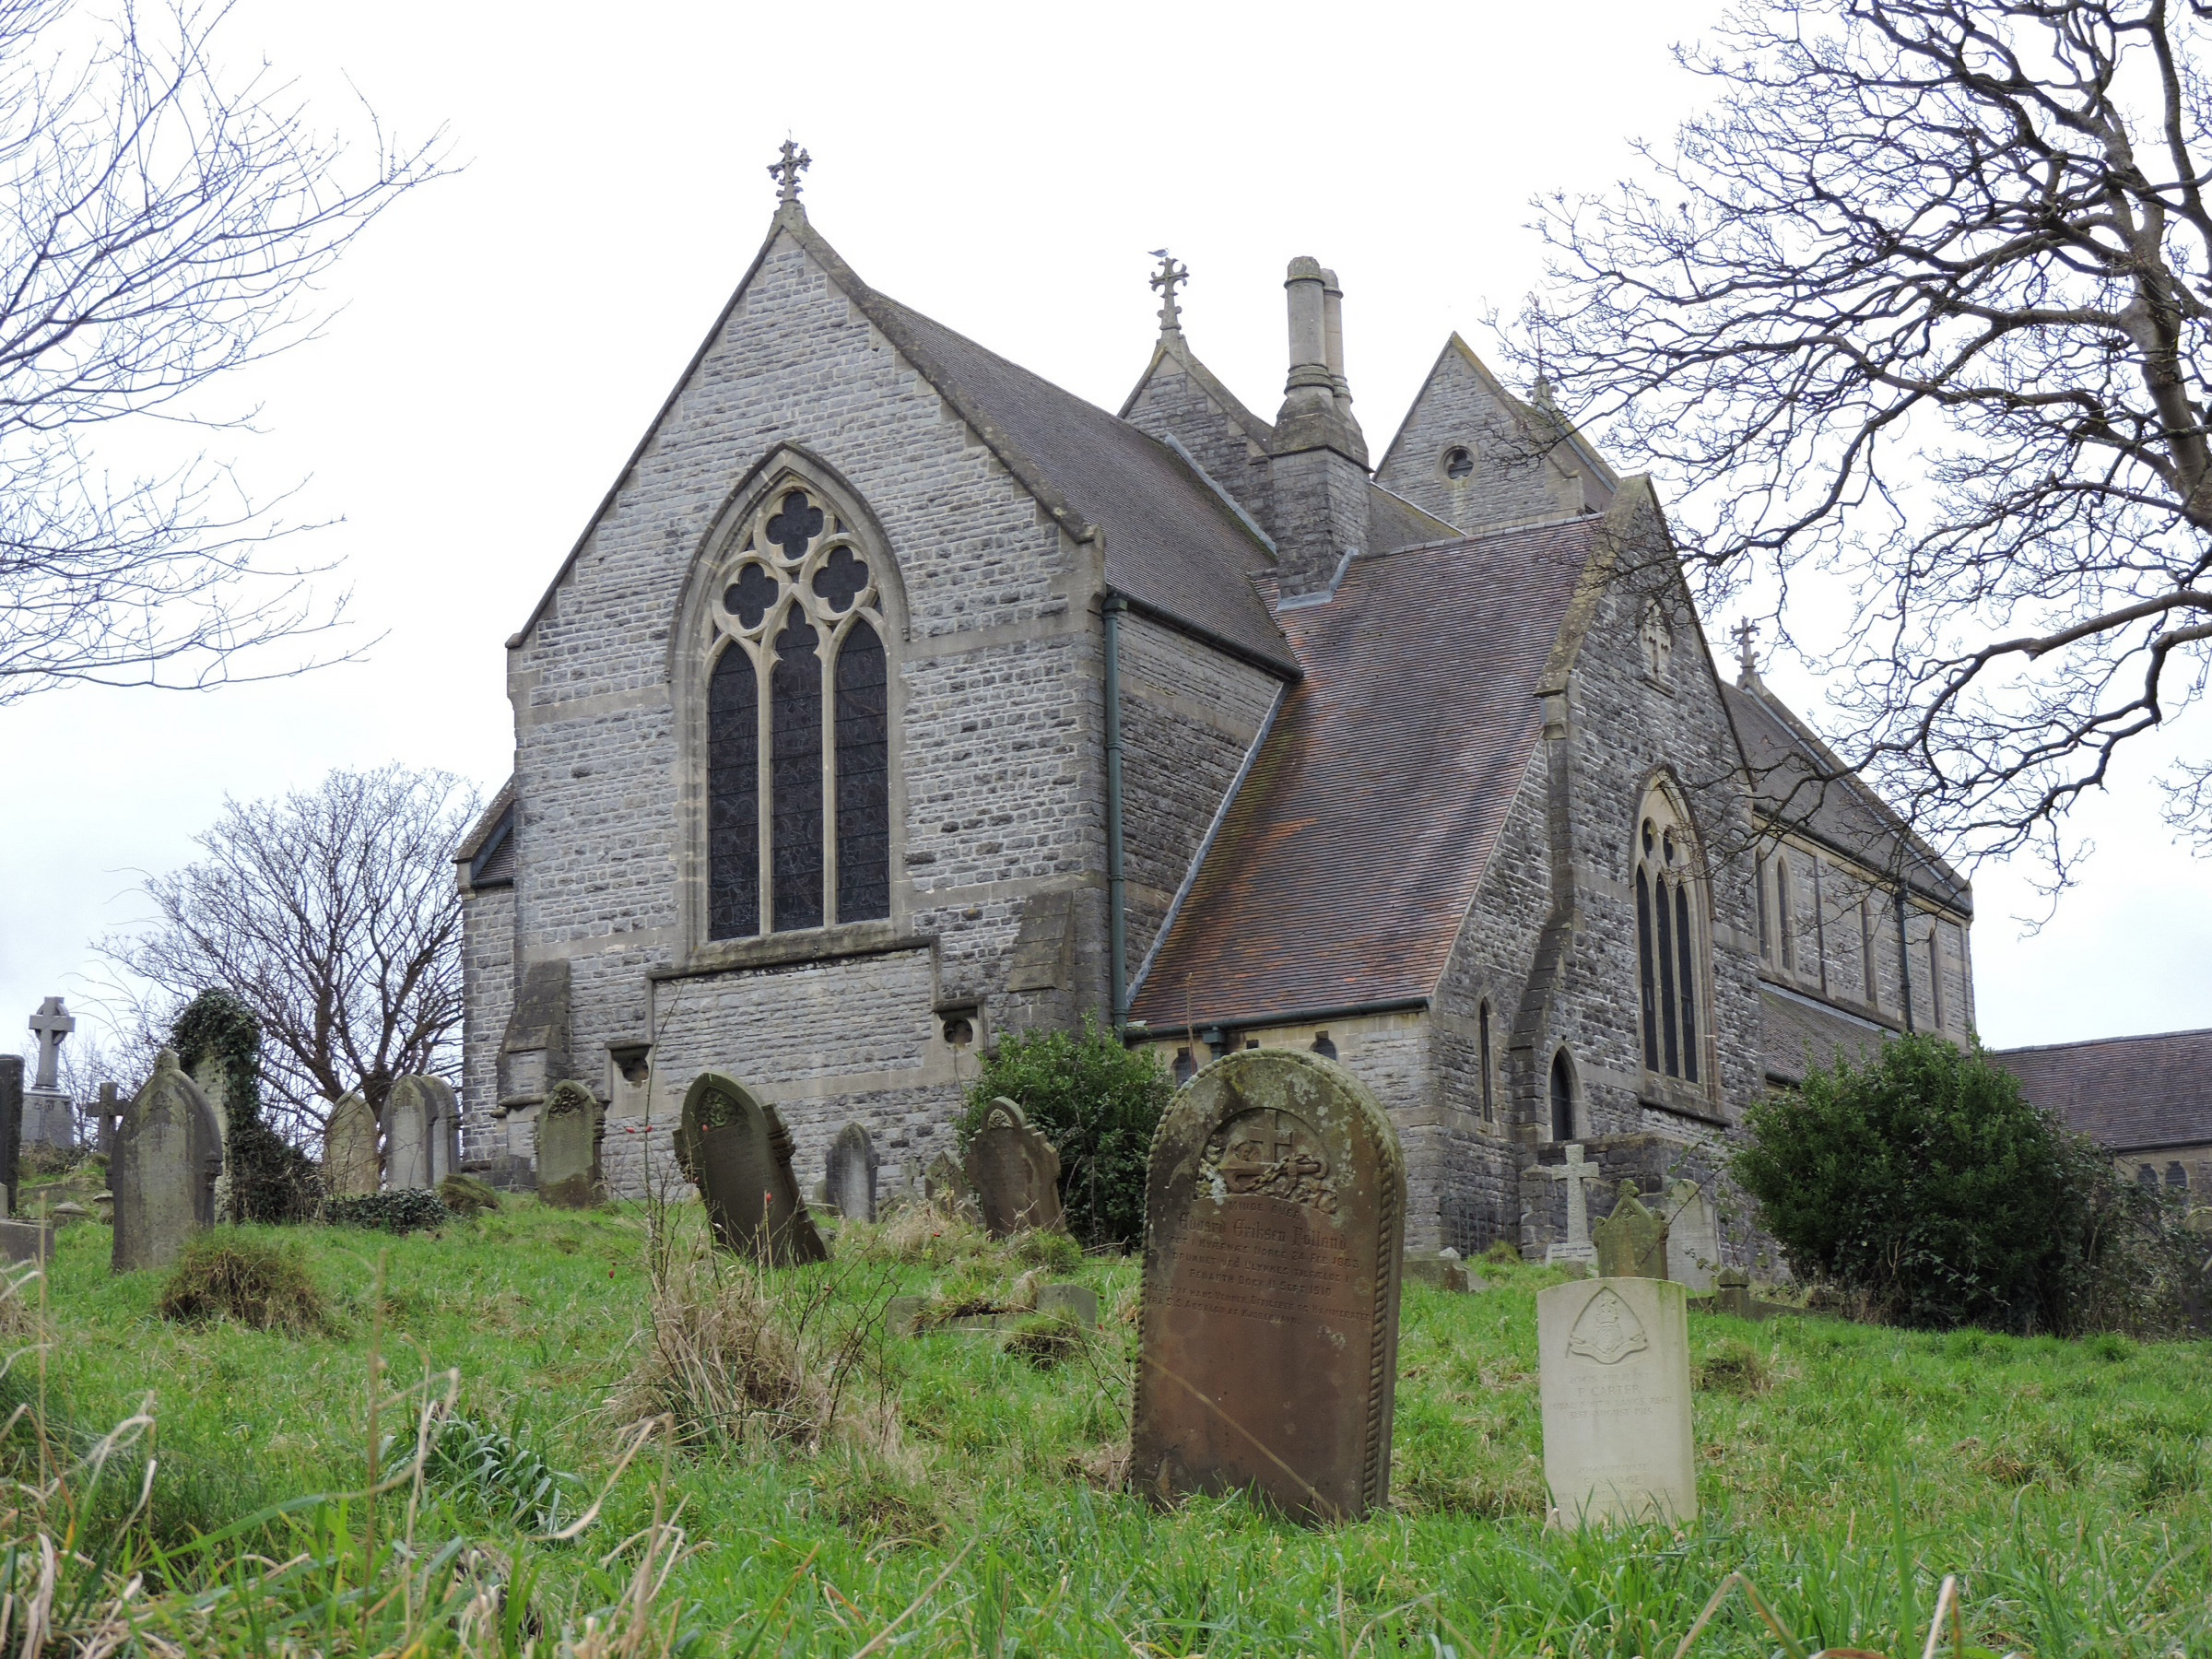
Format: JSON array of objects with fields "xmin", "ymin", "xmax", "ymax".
[
  {"xmin": 1732, "ymin": 618, "xmax": 1760, "ymax": 685},
  {"xmin": 1148, "ymin": 249, "xmax": 1189, "ymax": 337},
  {"xmin": 769, "ymin": 139, "xmax": 811, "ymax": 206}
]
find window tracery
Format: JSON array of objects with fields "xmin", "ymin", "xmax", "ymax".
[
  {"xmin": 1634, "ymin": 786, "xmax": 1706, "ymax": 1085},
  {"xmin": 705, "ymin": 484, "xmax": 892, "ymax": 938}
]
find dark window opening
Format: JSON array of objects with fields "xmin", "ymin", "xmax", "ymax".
[
  {"xmin": 1635, "ymin": 870, "xmax": 1660, "ymax": 1072},
  {"xmin": 1549, "ymin": 1051, "xmax": 1575, "ymax": 1142},
  {"xmin": 1244, "ymin": 1039, "xmax": 1260, "ymax": 1051},
  {"xmin": 834, "ymin": 621, "xmax": 889, "ymax": 922},
  {"xmin": 1172, "ymin": 1047, "xmax": 1195, "ymax": 1085},
  {"xmin": 1776, "ymin": 856, "xmax": 1796, "ymax": 971},
  {"xmin": 707, "ymin": 645, "xmax": 759, "ymax": 938},
  {"xmin": 2137, "ymin": 1164, "xmax": 2159, "ymax": 1188},
  {"xmin": 1311, "ymin": 1031, "xmax": 1338, "ymax": 1060},
  {"xmin": 2167, "ymin": 1162, "xmax": 2188, "ymax": 1191},
  {"xmin": 771, "ymin": 612, "xmax": 823, "ymax": 930},
  {"xmin": 942, "ymin": 1016, "xmax": 973, "ymax": 1047},
  {"xmin": 1444, "ymin": 446, "xmax": 1475, "ymax": 479},
  {"xmin": 1756, "ymin": 853, "xmax": 1771, "ymax": 958},
  {"xmin": 1675, "ymin": 881, "xmax": 1699, "ymax": 1082},
  {"xmin": 1477, "ymin": 1000, "xmax": 1494, "ymax": 1123},
  {"xmin": 1655, "ymin": 874, "xmax": 1680, "ymax": 1077}
]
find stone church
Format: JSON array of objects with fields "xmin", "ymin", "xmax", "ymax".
[{"xmin": 454, "ymin": 153, "xmax": 1975, "ymax": 1256}]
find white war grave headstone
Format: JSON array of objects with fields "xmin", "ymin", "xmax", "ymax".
[{"xmin": 1537, "ymin": 1275, "xmax": 1696, "ymax": 1527}]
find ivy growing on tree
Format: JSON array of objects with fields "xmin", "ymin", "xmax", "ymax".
[{"xmin": 171, "ymin": 989, "xmax": 320, "ymax": 1224}]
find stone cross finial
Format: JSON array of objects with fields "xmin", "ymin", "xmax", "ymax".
[
  {"xmin": 1733, "ymin": 618, "xmax": 1759, "ymax": 683},
  {"xmin": 28, "ymin": 997, "xmax": 73, "ymax": 1090},
  {"xmin": 1541, "ymin": 1143, "xmax": 1602, "ymax": 1264},
  {"xmin": 1148, "ymin": 249, "xmax": 1189, "ymax": 336},
  {"xmin": 769, "ymin": 139, "xmax": 811, "ymax": 206}
]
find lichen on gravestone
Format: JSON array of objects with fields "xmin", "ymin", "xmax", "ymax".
[{"xmin": 1592, "ymin": 1181, "xmax": 1669, "ymax": 1279}]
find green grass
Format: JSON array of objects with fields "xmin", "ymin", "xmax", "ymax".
[{"xmin": 6, "ymin": 1205, "xmax": 2208, "ymax": 1656}]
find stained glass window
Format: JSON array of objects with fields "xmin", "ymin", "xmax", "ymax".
[
  {"xmin": 1634, "ymin": 789, "xmax": 1708, "ymax": 1086},
  {"xmin": 707, "ymin": 645, "xmax": 759, "ymax": 938},
  {"xmin": 835, "ymin": 621, "xmax": 889, "ymax": 922},
  {"xmin": 771, "ymin": 611, "xmax": 823, "ymax": 931}
]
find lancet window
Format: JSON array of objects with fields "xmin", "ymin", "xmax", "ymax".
[
  {"xmin": 707, "ymin": 485, "xmax": 891, "ymax": 938},
  {"xmin": 1634, "ymin": 786, "xmax": 1706, "ymax": 1085}
]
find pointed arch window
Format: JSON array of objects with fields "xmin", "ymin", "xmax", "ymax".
[
  {"xmin": 706, "ymin": 485, "xmax": 892, "ymax": 938},
  {"xmin": 1634, "ymin": 787, "xmax": 1707, "ymax": 1085},
  {"xmin": 1477, "ymin": 998, "xmax": 1495, "ymax": 1124},
  {"xmin": 1549, "ymin": 1049, "xmax": 1575, "ymax": 1142}
]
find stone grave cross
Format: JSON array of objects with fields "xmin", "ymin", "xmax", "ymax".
[
  {"xmin": 28, "ymin": 997, "xmax": 73, "ymax": 1090},
  {"xmin": 1542, "ymin": 1144, "xmax": 1601, "ymax": 1268}
]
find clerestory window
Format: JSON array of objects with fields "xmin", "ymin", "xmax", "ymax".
[
  {"xmin": 707, "ymin": 486, "xmax": 891, "ymax": 938},
  {"xmin": 1634, "ymin": 786, "xmax": 1706, "ymax": 1085}
]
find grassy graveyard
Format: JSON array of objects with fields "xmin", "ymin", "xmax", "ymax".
[{"xmin": 2, "ymin": 1199, "xmax": 2206, "ymax": 1657}]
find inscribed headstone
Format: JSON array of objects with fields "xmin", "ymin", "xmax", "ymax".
[
  {"xmin": 677, "ymin": 1073, "xmax": 827, "ymax": 1264},
  {"xmin": 825, "ymin": 1121, "xmax": 877, "ymax": 1221},
  {"xmin": 1130, "ymin": 1049, "xmax": 1405, "ymax": 1524},
  {"xmin": 536, "ymin": 1080, "xmax": 603, "ymax": 1208},
  {"xmin": 1663, "ymin": 1179, "xmax": 1719, "ymax": 1292},
  {"xmin": 1537, "ymin": 1277, "xmax": 1696, "ymax": 1526},
  {"xmin": 964, "ymin": 1098, "xmax": 1065, "ymax": 1238},
  {"xmin": 382, "ymin": 1077, "xmax": 431, "ymax": 1190},
  {"xmin": 1592, "ymin": 1182, "xmax": 1668, "ymax": 1279},
  {"xmin": 1541, "ymin": 1144, "xmax": 1600, "ymax": 1268},
  {"xmin": 324, "ymin": 1093, "xmax": 380, "ymax": 1197},
  {"xmin": 112, "ymin": 1050, "xmax": 224, "ymax": 1274}
]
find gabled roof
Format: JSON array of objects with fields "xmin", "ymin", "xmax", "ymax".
[
  {"xmin": 1116, "ymin": 332, "xmax": 1277, "ymax": 448},
  {"xmin": 454, "ymin": 775, "xmax": 516, "ymax": 865},
  {"xmin": 511, "ymin": 205, "xmax": 1295, "ymax": 677},
  {"xmin": 1991, "ymin": 1029, "xmax": 2212, "ymax": 1153},
  {"xmin": 1721, "ymin": 678, "xmax": 1971, "ymax": 913},
  {"xmin": 1127, "ymin": 512, "xmax": 1606, "ymax": 1031},
  {"xmin": 1376, "ymin": 334, "xmax": 1618, "ymax": 498}
]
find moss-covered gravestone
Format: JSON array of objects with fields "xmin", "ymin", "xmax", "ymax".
[
  {"xmin": 324, "ymin": 1093, "xmax": 380, "ymax": 1196},
  {"xmin": 677, "ymin": 1073, "xmax": 826, "ymax": 1264},
  {"xmin": 1593, "ymin": 1182, "xmax": 1669, "ymax": 1279},
  {"xmin": 964, "ymin": 1098, "xmax": 1065, "ymax": 1238},
  {"xmin": 536, "ymin": 1080, "xmax": 603, "ymax": 1209},
  {"xmin": 112, "ymin": 1050, "xmax": 224, "ymax": 1274},
  {"xmin": 1130, "ymin": 1049, "xmax": 1405, "ymax": 1524}
]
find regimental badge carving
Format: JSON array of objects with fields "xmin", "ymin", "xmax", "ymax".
[
  {"xmin": 1200, "ymin": 1107, "xmax": 1338, "ymax": 1214},
  {"xmin": 1565, "ymin": 1285, "xmax": 1650, "ymax": 1365}
]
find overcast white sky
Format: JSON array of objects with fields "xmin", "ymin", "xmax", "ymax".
[{"xmin": 3, "ymin": 0, "xmax": 2206, "ymax": 1078}]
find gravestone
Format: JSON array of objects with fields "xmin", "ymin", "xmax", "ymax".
[
  {"xmin": 1710, "ymin": 1267, "xmax": 1756, "ymax": 1321},
  {"xmin": 964, "ymin": 1098, "xmax": 1065, "ymax": 1238},
  {"xmin": 22, "ymin": 997, "xmax": 75, "ymax": 1150},
  {"xmin": 382, "ymin": 1077, "xmax": 428, "ymax": 1190},
  {"xmin": 536, "ymin": 1080, "xmax": 603, "ymax": 1209},
  {"xmin": 1540, "ymin": 1144, "xmax": 1601, "ymax": 1268},
  {"xmin": 924, "ymin": 1151, "xmax": 980, "ymax": 1221},
  {"xmin": 1130, "ymin": 1049, "xmax": 1405, "ymax": 1524},
  {"xmin": 94, "ymin": 1082, "xmax": 122, "ymax": 1162},
  {"xmin": 1403, "ymin": 1247, "xmax": 1470, "ymax": 1292},
  {"xmin": 112, "ymin": 1050, "xmax": 224, "ymax": 1274},
  {"xmin": 677, "ymin": 1073, "xmax": 827, "ymax": 1264},
  {"xmin": 1593, "ymin": 1182, "xmax": 1669, "ymax": 1279},
  {"xmin": 324, "ymin": 1093, "xmax": 380, "ymax": 1197},
  {"xmin": 824, "ymin": 1121, "xmax": 877, "ymax": 1221},
  {"xmin": 1664, "ymin": 1179, "xmax": 1720, "ymax": 1291},
  {"xmin": 0, "ymin": 1054, "xmax": 21, "ymax": 1214},
  {"xmin": 0, "ymin": 1218, "xmax": 52, "ymax": 1264},
  {"xmin": 1537, "ymin": 1276, "xmax": 1696, "ymax": 1526}
]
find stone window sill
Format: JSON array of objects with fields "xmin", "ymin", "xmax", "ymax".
[
  {"xmin": 1637, "ymin": 1072, "xmax": 1728, "ymax": 1124},
  {"xmin": 652, "ymin": 919, "xmax": 925, "ymax": 982}
]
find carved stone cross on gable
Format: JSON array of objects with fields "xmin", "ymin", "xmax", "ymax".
[
  {"xmin": 1732, "ymin": 618, "xmax": 1759, "ymax": 681},
  {"xmin": 1149, "ymin": 249, "xmax": 1189, "ymax": 336},
  {"xmin": 768, "ymin": 139, "xmax": 810, "ymax": 205},
  {"xmin": 1541, "ymin": 1143, "xmax": 1602, "ymax": 1266},
  {"xmin": 27, "ymin": 996, "xmax": 73, "ymax": 1090}
]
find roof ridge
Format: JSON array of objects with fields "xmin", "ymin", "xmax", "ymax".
[
  {"xmin": 1992, "ymin": 1028, "xmax": 2212, "ymax": 1055},
  {"xmin": 1118, "ymin": 332, "xmax": 1277, "ymax": 446}
]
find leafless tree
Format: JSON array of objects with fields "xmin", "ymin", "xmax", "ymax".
[
  {"xmin": 1515, "ymin": 0, "xmax": 2212, "ymax": 889},
  {"xmin": 0, "ymin": 0, "xmax": 445, "ymax": 703},
  {"xmin": 100, "ymin": 764, "xmax": 479, "ymax": 1140}
]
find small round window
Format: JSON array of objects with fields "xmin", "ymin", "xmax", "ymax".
[{"xmin": 1444, "ymin": 446, "xmax": 1475, "ymax": 479}]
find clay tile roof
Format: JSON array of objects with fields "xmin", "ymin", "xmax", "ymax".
[
  {"xmin": 1127, "ymin": 516, "xmax": 1603, "ymax": 1030},
  {"xmin": 1990, "ymin": 1030, "xmax": 2212, "ymax": 1152}
]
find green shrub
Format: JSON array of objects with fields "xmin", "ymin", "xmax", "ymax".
[
  {"xmin": 958, "ymin": 1016, "xmax": 1171, "ymax": 1251},
  {"xmin": 1735, "ymin": 1034, "xmax": 2188, "ymax": 1335},
  {"xmin": 324, "ymin": 1189, "xmax": 450, "ymax": 1234},
  {"xmin": 173, "ymin": 989, "xmax": 322, "ymax": 1224},
  {"xmin": 156, "ymin": 1234, "xmax": 330, "ymax": 1334}
]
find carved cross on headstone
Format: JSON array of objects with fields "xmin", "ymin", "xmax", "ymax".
[
  {"xmin": 1542, "ymin": 1143, "xmax": 1602, "ymax": 1265},
  {"xmin": 1149, "ymin": 249, "xmax": 1189, "ymax": 336},
  {"xmin": 769, "ymin": 139, "xmax": 811, "ymax": 205},
  {"xmin": 1732, "ymin": 618, "xmax": 1759, "ymax": 682},
  {"xmin": 28, "ymin": 997, "xmax": 73, "ymax": 1090}
]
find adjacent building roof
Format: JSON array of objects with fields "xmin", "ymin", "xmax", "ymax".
[
  {"xmin": 1722, "ymin": 677, "xmax": 1971, "ymax": 913},
  {"xmin": 454, "ymin": 776, "xmax": 517, "ymax": 874},
  {"xmin": 1127, "ymin": 513, "xmax": 1603, "ymax": 1031},
  {"xmin": 1760, "ymin": 983, "xmax": 1892, "ymax": 1086},
  {"xmin": 1990, "ymin": 1030, "xmax": 2212, "ymax": 1152}
]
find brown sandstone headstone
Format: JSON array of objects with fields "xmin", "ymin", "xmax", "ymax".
[
  {"xmin": 964, "ymin": 1098, "xmax": 1065, "ymax": 1238},
  {"xmin": 677, "ymin": 1073, "xmax": 827, "ymax": 1265},
  {"xmin": 1593, "ymin": 1182, "xmax": 1669, "ymax": 1279},
  {"xmin": 112, "ymin": 1049, "xmax": 223, "ymax": 1275},
  {"xmin": 1129, "ymin": 1049, "xmax": 1405, "ymax": 1524},
  {"xmin": 324, "ymin": 1093, "xmax": 380, "ymax": 1197},
  {"xmin": 536, "ymin": 1080, "xmax": 603, "ymax": 1209}
]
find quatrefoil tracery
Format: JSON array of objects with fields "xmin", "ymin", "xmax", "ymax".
[{"xmin": 714, "ymin": 485, "xmax": 881, "ymax": 660}]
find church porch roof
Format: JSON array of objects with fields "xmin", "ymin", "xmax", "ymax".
[{"xmin": 1991, "ymin": 1028, "xmax": 2212, "ymax": 1153}]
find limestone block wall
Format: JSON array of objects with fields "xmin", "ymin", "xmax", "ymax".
[
  {"xmin": 1374, "ymin": 343, "xmax": 1606, "ymax": 535},
  {"xmin": 458, "ymin": 884, "xmax": 516, "ymax": 1163},
  {"xmin": 1119, "ymin": 350, "xmax": 1277, "ymax": 539}
]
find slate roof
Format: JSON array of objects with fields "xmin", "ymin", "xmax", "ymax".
[
  {"xmin": 1722, "ymin": 678, "xmax": 1971, "ymax": 913},
  {"xmin": 454, "ymin": 776, "xmax": 517, "ymax": 868},
  {"xmin": 1126, "ymin": 514, "xmax": 1603, "ymax": 1031},
  {"xmin": 1368, "ymin": 484, "xmax": 1457, "ymax": 555},
  {"xmin": 1990, "ymin": 1030, "xmax": 2212, "ymax": 1152},
  {"xmin": 1760, "ymin": 984, "xmax": 1892, "ymax": 1085}
]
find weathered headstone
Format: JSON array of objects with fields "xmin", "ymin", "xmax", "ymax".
[
  {"xmin": 382, "ymin": 1077, "xmax": 429, "ymax": 1190},
  {"xmin": 1537, "ymin": 1276, "xmax": 1696, "ymax": 1526},
  {"xmin": 536, "ymin": 1080, "xmax": 603, "ymax": 1208},
  {"xmin": 0, "ymin": 1054, "xmax": 21, "ymax": 1214},
  {"xmin": 112, "ymin": 1050, "xmax": 224, "ymax": 1275},
  {"xmin": 1593, "ymin": 1182, "xmax": 1669, "ymax": 1279},
  {"xmin": 924, "ymin": 1150, "xmax": 980, "ymax": 1221},
  {"xmin": 824, "ymin": 1121, "xmax": 878, "ymax": 1221},
  {"xmin": 1540, "ymin": 1144, "xmax": 1601, "ymax": 1268},
  {"xmin": 1403, "ymin": 1247, "xmax": 1470, "ymax": 1291},
  {"xmin": 964, "ymin": 1098, "xmax": 1065, "ymax": 1238},
  {"xmin": 1663, "ymin": 1179, "xmax": 1719, "ymax": 1291},
  {"xmin": 1710, "ymin": 1267, "xmax": 1756, "ymax": 1321},
  {"xmin": 94, "ymin": 1081, "xmax": 122, "ymax": 1162},
  {"xmin": 23, "ymin": 997, "xmax": 76, "ymax": 1150},
  {"xmin": 0, "ymin": 1218, "xmax": 52, "ymax": 1264},
  {"xmin": 324, "ymin": 1093, "xmax": 381, "ymax": 1197},
  {"xmin": 677, "ymin": 1073, "xmax": 827, "ymax": 1264},
  {"xmin": 1130, "ymin": 1049, "xmax": 1405, "ymax": 1524}
]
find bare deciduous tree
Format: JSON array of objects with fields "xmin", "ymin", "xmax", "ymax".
[
  {"xmin": 100, "ymin": 764, "xmax": 479, "ymax": 1140},
  {"xmin": 0, "ymin": 0, "xmax": 445, "ymax": 702},
  {"xmin": 1516, "ymin": 0, "xmax": 2212, "ymax": 888}
]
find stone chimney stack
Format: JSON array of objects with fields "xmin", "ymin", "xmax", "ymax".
[{"xmin": 1271, "ymin": 257, "xmax": 1370, "ymax": 599}]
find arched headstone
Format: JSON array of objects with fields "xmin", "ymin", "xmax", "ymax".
[
  {"xmin": 825, "ymin": 1121, "xmax": 877, "ymax": 1221},
  {"xmin": 537, "ymin": 1080, "xmax": 603, "ymax": 1208},
  {"xmin": 963, "ymin": 1098, "xmax": 1064, "ymax": 1238},
  {"xmin": 1130, "ymin": 1049, "xmax": 1405, "ymax": 1523},
  {"xmin": 382, "ymin": 1077, "xmax": 431, "ymax": 1190},
  {"xmin": 324, "ymin": 1093, "xmax": 380, "ymax": 1197},
  {"xmin": 112, "ymin": 1050, "xmax": 224, "ymax": 1274},
  {"xmin": 677, "ymin": 1073, "xmax": 826, "ymax": 1264}
]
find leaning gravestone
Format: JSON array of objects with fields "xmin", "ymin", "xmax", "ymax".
[
  {"xmin": 112, "ymin": 1050, "xmax": 224, "ymax": 1274},
  {"xmin": 677, "ymin": 1073, "xmax": 827, "ymax": 1264},
  {"xmin": 536, "ymin": 1080, "xmax": 603, "ymax": 1208},
  {"xmin": 1130, "ymin": 1049, "xmax": 1405, "ymax": 1524},
  {"xmin": 924, "ymin": 1150, "xmax": 981, "ymax": 1222},
  {"xmin": 964, "ymin": 1099, "xmax": 1065, "ymax": 1238},
  {"xmin": 1593, "ymin": 1182, "xmax": 1669, "ymax": 1279},
  {"xmin": 324, "ymin": 1093, "xmax": 381, "ymax": 1197},
  {"xmin": 1537, "ymin": 1275, "xmax": 1696, "ymax": 1526},
  {"xmin": 824, "ymin": 1121, "xmax": 877, "ymax": 1221}
]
